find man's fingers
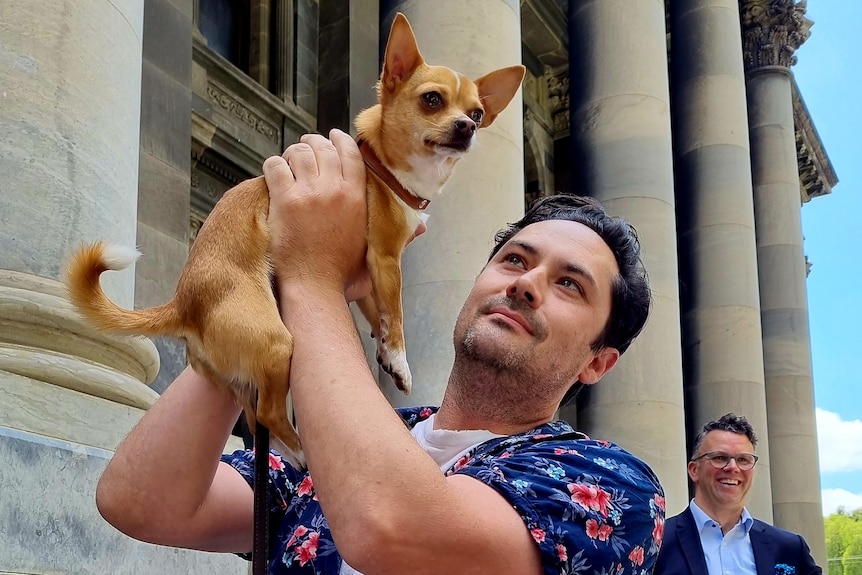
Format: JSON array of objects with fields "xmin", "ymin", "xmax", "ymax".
[
  {"xmin": 330, "ymin": 128, "xmax": 365, "ymax": 184},
  {"xmin": 263, "ymin": 155, "xmax": 295, "ymax": 198},
  {"xmin": 284, "ymin": 142, "xmax": 318, "ymax": 179},
  {"xmin": 300, "ymin": 133, "xmax": 341, "ymax": 179}
]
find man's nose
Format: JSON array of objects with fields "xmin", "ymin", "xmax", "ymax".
[
  {"xmin": 506, "ymin": 270, "xmax": 544, "ymax": 307},
  {"xmin": 723, "ymin": 457, "xmax": 741, "ymax": 471}
]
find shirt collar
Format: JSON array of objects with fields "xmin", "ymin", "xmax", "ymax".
[
  {"xmin": 690, "ymin": 499, "xmax": 755, "ymax": 535},
  {"xmin": 689, "ymin": 499, "xmax": 718, "ymax": 531},
  {"xmin": 739, "ymin": 507, "xmax": 754, "ymax": 533}
]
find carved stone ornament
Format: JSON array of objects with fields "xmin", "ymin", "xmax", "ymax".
[
  {"xmin": 190, "ymin": 213, "xmax": 205, "ymax": 243},
  {"xmin": 740, "ymin": 0, "xmax": 813, "ymax": 70},
  {"xmin": 795, "ymin": 130, "xmax": 828, "ymax": 202},
  {"xmin": 547, "ymin": 69, "xmax": 570, "ymax": 136}
]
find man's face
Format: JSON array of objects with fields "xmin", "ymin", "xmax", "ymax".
[
  {"xmin": 689, "ymin": 430, "xmax": 756, "ymax": 516},
  {"xmin": 452, "ymin": 220, "xmax": 620, "ymax": 405}
]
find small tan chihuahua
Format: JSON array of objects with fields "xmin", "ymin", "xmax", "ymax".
[{"xmin": 64, "ymin": 13, "xmax": 525, "ymax": 469}]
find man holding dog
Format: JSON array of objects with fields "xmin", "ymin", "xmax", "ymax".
[{"xmin": 95, "ymin": 129, "xmax": 665, "ymax": 574}]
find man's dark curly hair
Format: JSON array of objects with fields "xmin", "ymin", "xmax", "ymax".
[
  {"xmin": 489, "ymin": 194, "xmax": 652, "ymax": 356},
  {"xmin": 691, "ymin": 413, "xmax": 759, "ymax": 458}
]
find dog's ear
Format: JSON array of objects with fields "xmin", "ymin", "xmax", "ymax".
[
  {"xmin": 475, "ymin": 65, "xmax": 526, "ymax": 128},
  {"xmin": 381, "ymin": 13, "xmax": 425, "ymax": 92}
]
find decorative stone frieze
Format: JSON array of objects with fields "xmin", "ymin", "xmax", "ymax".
[
  {"xmin": 740, "ymin": 0, "xmax": 812, "ymax": 70},
  {"xmin": 206, "ymin": 82, "xmax": 280, "ymax": 142}
]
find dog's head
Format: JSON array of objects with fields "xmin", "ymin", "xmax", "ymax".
[{"xmin": 366, "ymin": 13, "xmax": 526, "ymax": 164}]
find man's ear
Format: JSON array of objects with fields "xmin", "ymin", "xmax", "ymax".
[
  {"xmin": 687, "ymin": 460, "xmax": 699, "ymax": 483},
  {"xmin": 474, "ymin": 65, "xmax": 526, "ymax": 128},
  {"xmin": 381, "ymin": 13, "xmax": 424, "ymax": 93},
  {"xmin": 577, "ymin": 347, "xmax": 620, "ymax": 385}
]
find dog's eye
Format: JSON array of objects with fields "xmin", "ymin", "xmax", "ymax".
[
  {"xmin": 422, "ymin": 92, "xmax": 443, "ymax": 108},
  {"xmin": 470, "ymin": 109, "xmax": 484, "ymax": 124}
]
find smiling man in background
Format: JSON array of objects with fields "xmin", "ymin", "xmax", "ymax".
[{"xmin": 657, "ymin": 413, "xmax": 822, "ymax": 575}]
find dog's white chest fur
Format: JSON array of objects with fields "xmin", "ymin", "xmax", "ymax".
[{"xmin": 389, "ymin": 150, "xmax": 463, "ymax": 229}]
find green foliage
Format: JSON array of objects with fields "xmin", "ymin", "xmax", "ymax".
[{"xmin": 826, "ymin": 508, "xmax": 862, "ymax": 575}]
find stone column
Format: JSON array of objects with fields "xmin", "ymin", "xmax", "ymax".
[
  {"xmin": 741, "ymin": 0, "xmax": 826, "ymax": 564},
  {"xmin": 566, "ymin": 0, "xmax": 689, "ymax": 512},
  {"xmin": 670, "ymin": 0, "xmax": 773, "ymax": 520},
  {"xmin": 379, "ymin": 0, "xmax": 525, "ymax": 407},
  {"xmin": 318, "ymin": 0, "xmax": 380, "ymax": 133},
  {"xmin": 317, "ymin": 0, "xmax": 385, "ymax": 373},
  {"xmin": 135, "ymin": 0, "xmax": 195, "ymax": 393},
  {"xmin": 0, "ymin": 1, "xmax": 155, "ymax": 428},
  {"xmin": 0, "ymin": 2, "xmax": 243, "ymax": 572}
]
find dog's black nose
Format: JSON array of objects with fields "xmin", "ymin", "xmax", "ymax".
[{"xmin": 454, "ymin": 117, "xmax": 477, "ymax": 138}]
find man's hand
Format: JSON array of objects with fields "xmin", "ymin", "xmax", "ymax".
[{"xmin": 264, "ymin": 129, "xmax": 369, "ymax": 300}]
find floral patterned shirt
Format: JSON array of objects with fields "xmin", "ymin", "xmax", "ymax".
[{"xmin": 221, "ymin": 406, "xmax": 666, "ymax": 575}]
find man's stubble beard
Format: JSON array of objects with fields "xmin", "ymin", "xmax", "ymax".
[
  {"xmin": 461, "ymin": 321, "xmax": 530, "ymax": 371},
  {"xmin": 448, "ymin": 303, "xmax": 583, "ymax": 422}
]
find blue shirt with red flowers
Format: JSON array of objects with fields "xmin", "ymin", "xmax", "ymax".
[{"xmin": 221, "ymin": 406, "xmax": 666, "ymax": 575}]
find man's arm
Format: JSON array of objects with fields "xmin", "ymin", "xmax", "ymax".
[
  {"xmin": 265, "ymin": 130, "xmax": 543, "ymax": 575},
  {"xmin": 283, "ymin": 284, "xmax": 542, "ymax": 575},
  {"xmin": 797, "ymin": 534, "xmax": 824, "ymax": 575},
  {"xmin": 95, "ymin": 366, "xmax": 256, "ymax": 552}
]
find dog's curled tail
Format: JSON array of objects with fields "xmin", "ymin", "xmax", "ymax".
[{"xmin": 64, "ymin": 241, "xmax": 183, "ymax": 338}]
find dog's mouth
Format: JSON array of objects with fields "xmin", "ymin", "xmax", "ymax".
[{"xmin": 424, "ymin": 138, "xmax": 472, "ymax": 154}]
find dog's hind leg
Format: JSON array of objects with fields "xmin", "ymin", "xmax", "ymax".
[{"xmin": 254, "ymin": 327, "xmax": 304, "ymax": 470}]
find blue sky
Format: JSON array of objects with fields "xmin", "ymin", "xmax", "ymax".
[{"xmin": 792, "ymin": 3, "xmax": 862, "ymax": 515}]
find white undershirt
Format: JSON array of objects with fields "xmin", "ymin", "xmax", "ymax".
[{"xmin": 339, "ymin": 414, "xmax": 503, "ymax": 575}]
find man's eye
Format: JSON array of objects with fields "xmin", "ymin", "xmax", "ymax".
[
  {"xmin": 711, "ymin": 454, "xmax": 730, "ymax": 464},
  {"xmin": 504, "ymin": 254, "xmax": 524, "ymax": 267},
  {"xmin": 736, "ymin": 456, "xmax": 754, "ymax": 466},
  {"xmin": 560, "ymin": 278, "xmax": 580, "ymax": 292}
]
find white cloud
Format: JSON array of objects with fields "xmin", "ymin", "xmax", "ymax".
[
  {"xmin": 822, "ymin": 488, "xmax": 862, "ymax": 516},
  {"xmin": 816, "ymin": 408, "xmax": 862, "ymax": 472}
]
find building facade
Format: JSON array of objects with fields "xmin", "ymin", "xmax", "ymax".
[{"xmin": 0, "ymin": 0, "xmax": 836, "ymax": 572}]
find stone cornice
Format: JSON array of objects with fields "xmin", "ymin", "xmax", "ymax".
[
  {"xmin": 792, "ymin": 80, "xmax": 838, "ymax": 203},
  {"xmin": 192, "ymin": 35, "xmax": 315, "ymax": 134},
  {"xmin": 740, "ymin": 0, "xmax": 812, "ymax": 71},
  {"xmin": 521, "ymin": 0, "xmax": 568, "ymax": 70},
  {"xmin": 523, "ymin": 0, "xmax": 567, "ymax": 47}
]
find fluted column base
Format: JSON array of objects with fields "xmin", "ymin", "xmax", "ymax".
[
  {"xmin": 0, "ymin": 270, "xmax": 159, "ymax": 450},
  {"xmin": 0, "ymin": 271, "xmax": 245, "ymax": 574}
]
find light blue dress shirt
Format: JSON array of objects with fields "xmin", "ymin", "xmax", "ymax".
[{"xmin": 690, "ymin": 499, "xmax": 757, "ymax": 575}]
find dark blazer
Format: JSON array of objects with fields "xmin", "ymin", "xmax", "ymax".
[{"xmin": 655, "ymin": 507, "xmax": 822, "ymax": 575}]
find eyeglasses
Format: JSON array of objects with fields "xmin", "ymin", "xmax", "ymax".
[{"xmin": 692, "ymin": 451, "xmax": 759, "ymax": 471}]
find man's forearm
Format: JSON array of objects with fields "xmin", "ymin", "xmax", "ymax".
[
  {"xmin": 281, "ymin": 287, "xmax": 450, "ymax": 558},
  {"xmin": 96, "ymin": 366, "xmax": 243, "ymax": 538}
]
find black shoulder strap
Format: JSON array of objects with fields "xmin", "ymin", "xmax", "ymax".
[{"xmin": 253, "ymin": 422, "xmax": 270, "ymax": 575}]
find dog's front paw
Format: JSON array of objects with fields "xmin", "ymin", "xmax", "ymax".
[{"xmin": 377, "ymin": 344, "xmax": 412, "ymax": 395}]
